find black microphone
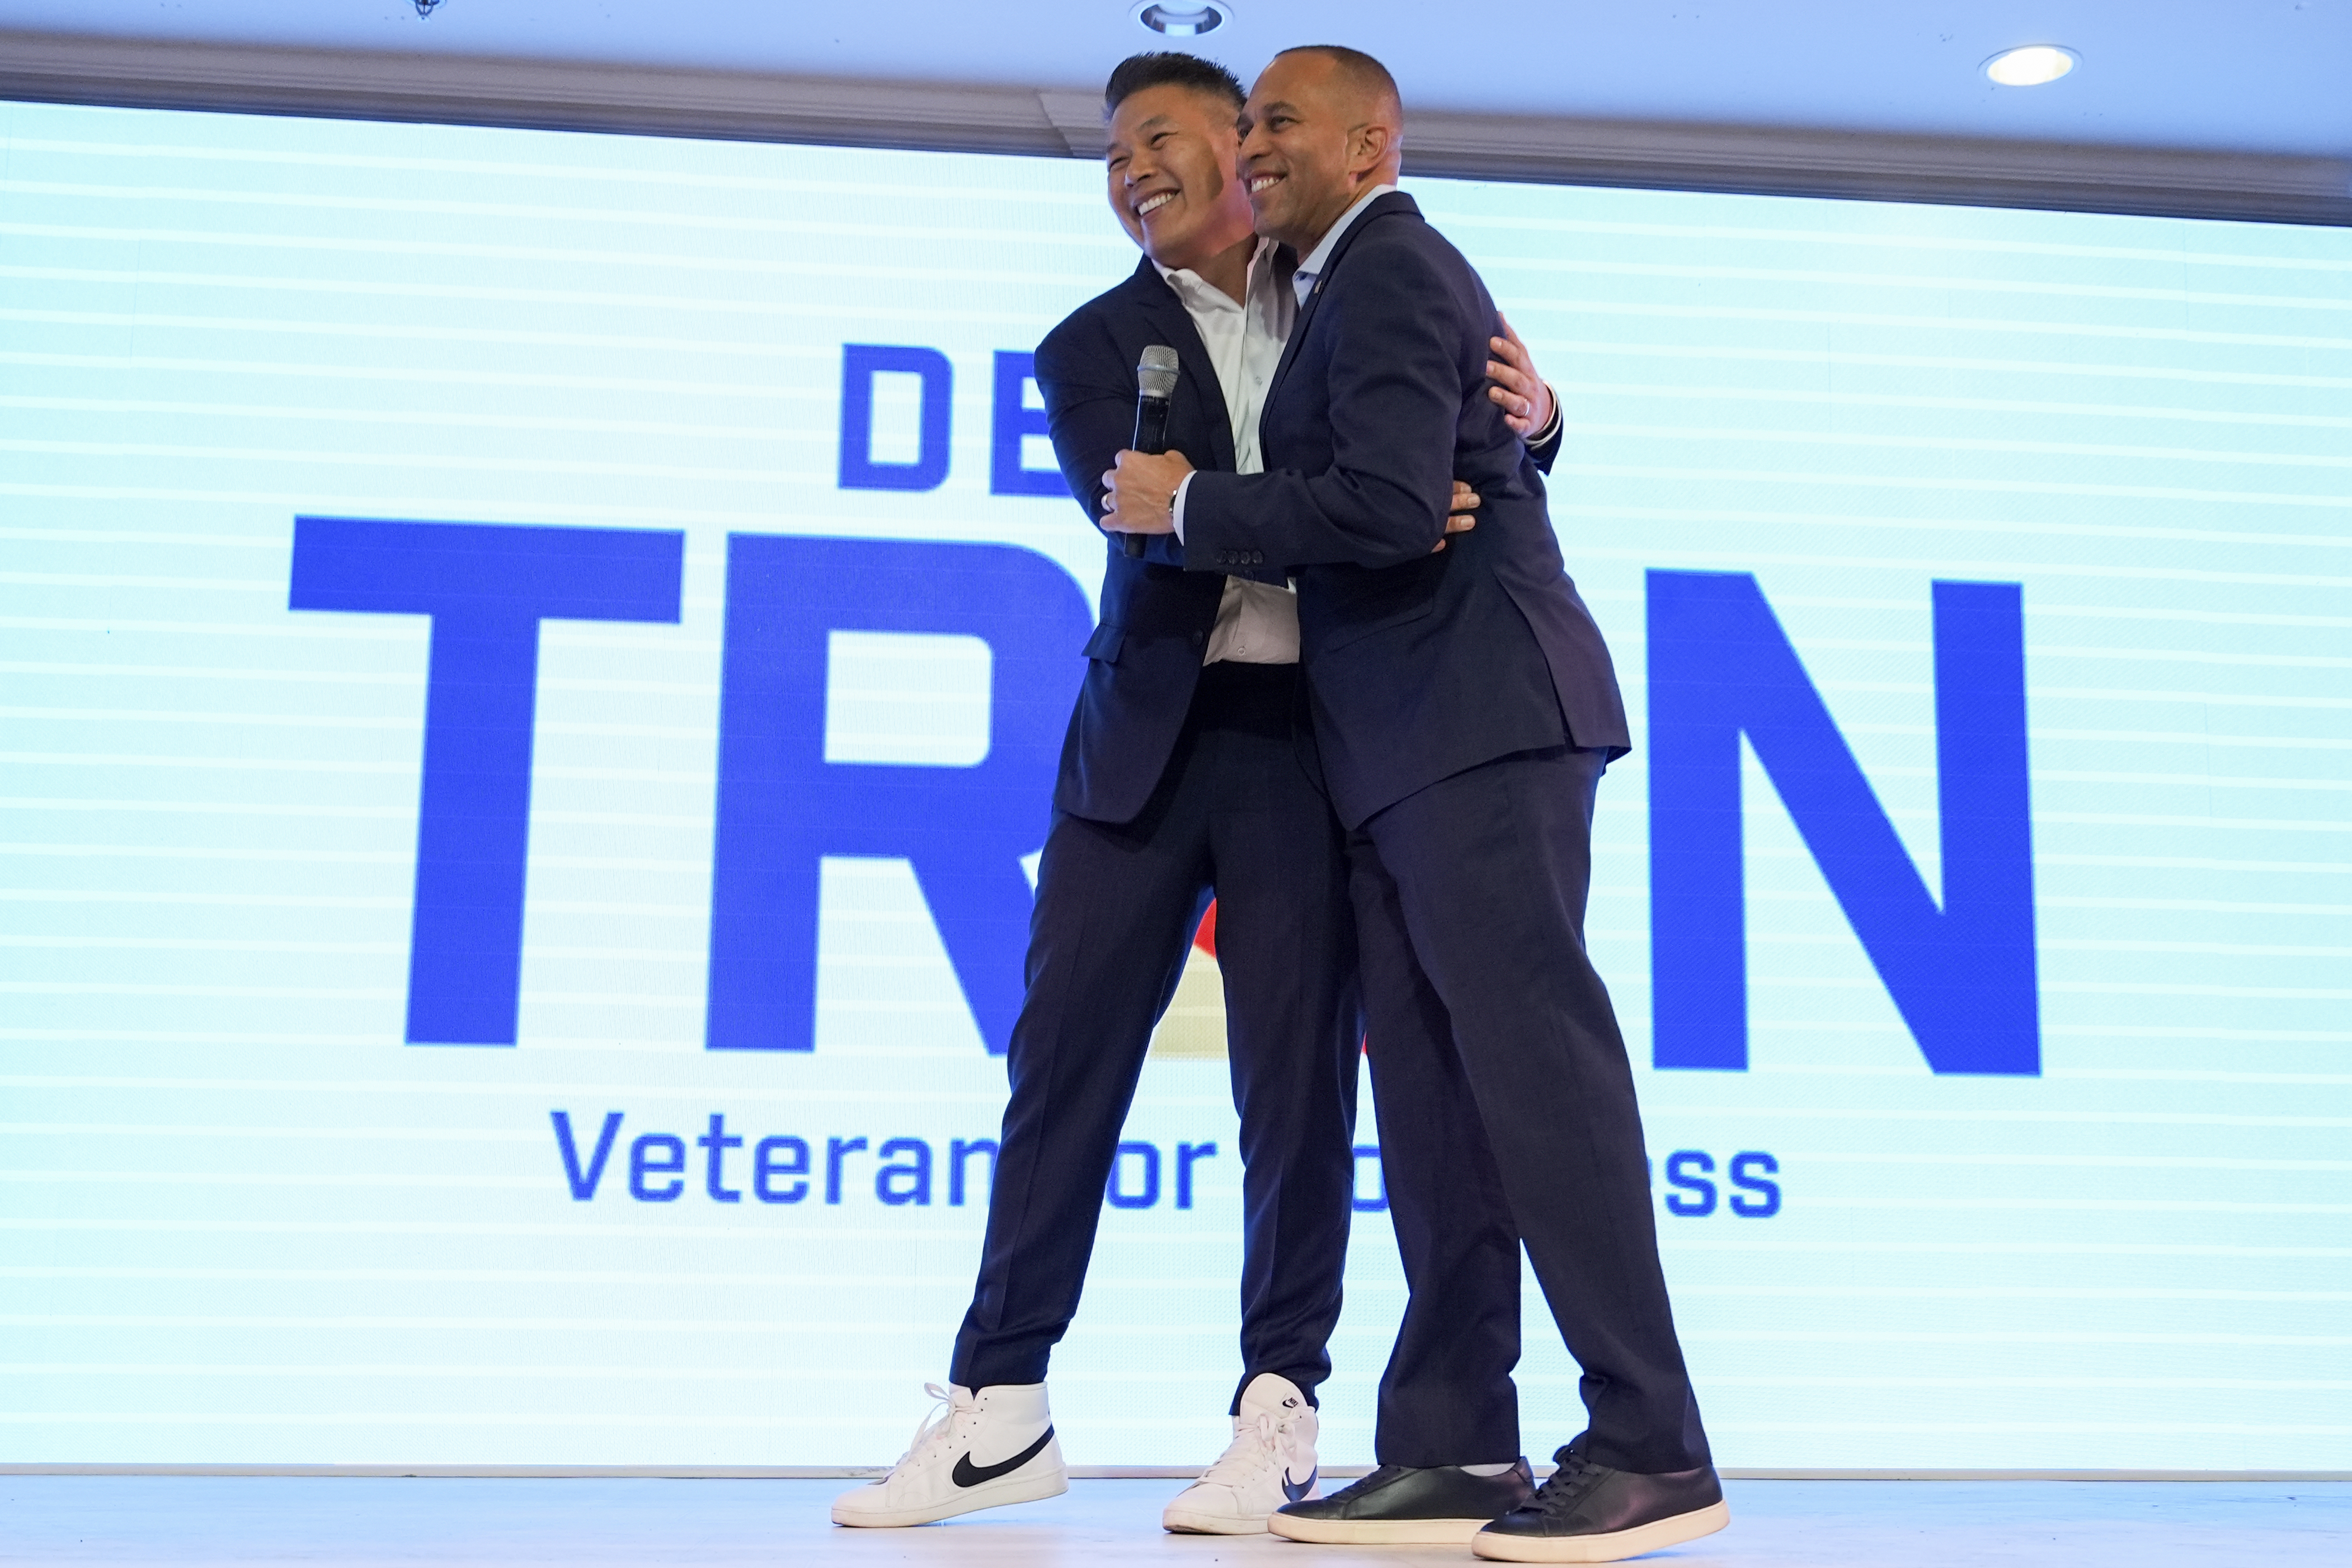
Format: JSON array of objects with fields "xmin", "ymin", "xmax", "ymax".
[{"xmin": 1123, "ymin": 345, "xmax": 1180, "ymax": 558}]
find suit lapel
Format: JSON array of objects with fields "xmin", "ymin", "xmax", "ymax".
[
  {"xmin": 1267, "ymin": 190, "xmax": 1420, "ymax": 407},
  {"xmin": 1123, "ymin": 260, "xmax": 1236, "ymax": 472}
]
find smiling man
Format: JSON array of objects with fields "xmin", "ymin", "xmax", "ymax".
[
  {"xmin": 831, "ymin": 50, "xmax": 1561, "ymax": 1538},
  {"xmin": 1103, "ymin": 46, "xmax": 1728, "ymax": 1565}
]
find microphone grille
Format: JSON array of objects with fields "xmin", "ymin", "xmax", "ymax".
[{"xmin": 1137, "ymin": 344, "xmax": 1179, "ymax": 398}]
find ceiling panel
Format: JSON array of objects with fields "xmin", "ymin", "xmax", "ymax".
[{"xmin": 0, "ymin": 0, "xmax": 2345, "ymax": 158}]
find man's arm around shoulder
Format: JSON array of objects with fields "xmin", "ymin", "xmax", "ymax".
[{"xmin": 1178, "ymin": 229, "xmax": 1466, "ymax": 571}]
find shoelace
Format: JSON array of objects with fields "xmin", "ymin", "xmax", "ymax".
[
  {"xmin": 1196, "ymin": 1410, "xmax": 1296, "ymax": 1487},
  {"xmin": 892, "ymin": 1382, "xmax": 975, "ymax": 1472},
  {"xmin": 1528, "ymin": 1445, "xmax": 1609, "ymax": 1517}
]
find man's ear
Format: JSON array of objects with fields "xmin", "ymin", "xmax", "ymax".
[{"xmin": 1348, "ymin": 121, "xmax": 1396, "ymax": 182}]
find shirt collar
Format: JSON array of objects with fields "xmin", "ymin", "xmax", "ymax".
[
  {"xmin": 1292, "ymin": 182, "xmax": 1399, "ymax": 304},
  {"xmin": 1153, "ymin": 236, "xmax": 1281, "ymax": 310}
]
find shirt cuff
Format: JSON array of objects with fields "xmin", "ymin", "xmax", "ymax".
[
  {"xmin": 1529, "ymin": 382, "xmax": 1564, "ymax": 448},
  {"xmin": 1172, "ymin": 470, "xmax": 1195, "ymax": 544}
]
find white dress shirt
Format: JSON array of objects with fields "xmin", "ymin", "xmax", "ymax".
[{"xmin": 1154, "ymin": 237, "xmax": 1300, "ymax": 665}]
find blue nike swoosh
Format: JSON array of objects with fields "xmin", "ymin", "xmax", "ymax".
[{"xmin": 1284, "ymin": 1467, "xmax": 1317, "ymax": 1504}]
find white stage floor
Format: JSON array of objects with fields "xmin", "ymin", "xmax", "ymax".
[{"xmin": 3, "ymin": 1477, "xmax": 2345, "ymax": 1565}]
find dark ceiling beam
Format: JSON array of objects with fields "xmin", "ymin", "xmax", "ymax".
[
  {"xmin": 4, "ymin": 30, "xmax": 2348, "ymax": 227},
  {"xmin": 1403, "ymin": 112, "xmax": 2352, "ymax": 228},
  {"xmin": 0, "ymin": 32, "xmax": 1079, "ymax": 157}
]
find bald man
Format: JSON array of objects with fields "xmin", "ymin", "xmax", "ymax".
[{"xmin": 1105, "ymin": 45, "xmax": 1728, "ymax": 1565}]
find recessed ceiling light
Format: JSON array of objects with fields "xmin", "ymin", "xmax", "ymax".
[
  {"xmin": 1983, "ymin": 45, "xmax": 2078, "ymax": 87},
  {"xmin": 1133, "ymin": 2, "xmax": 1231, "ymax": 37}
]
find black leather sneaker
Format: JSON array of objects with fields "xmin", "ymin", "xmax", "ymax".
[
  {"xmin": 1269, "ymin": 1458, "xmax": 1534, "ymax": 1545},
  {"xmin": 1471, "ymin": 1440, "xmax": 1729, "ymax": 1562}
]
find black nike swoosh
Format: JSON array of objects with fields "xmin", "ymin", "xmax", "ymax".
[
  {"xmin": 1284, "ymin": 1467, "xmax": 1317, "ymax": 1503},
  {"xmin": 951, "ymin": 1426, "xmax": 1056, "ymax": 1489}
]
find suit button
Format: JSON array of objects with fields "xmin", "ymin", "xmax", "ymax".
[
  {"xmin": 1190, "ymin": 630, "xmax": 1205, "ymax": 647},
  {"xmin": 1251, "ymin": 550, "xmax": 1264, "ymax": 564}
]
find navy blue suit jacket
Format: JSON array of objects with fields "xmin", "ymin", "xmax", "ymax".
[
  {"xmin": 1035, "ymin": 258, "xmax": 1244, "ymax": 825},
  {"xmin": 1035, "ymin": 252, "xmax": 1565, "ymax": 827},
  {"xmin": 1180, "ymin": 192, "xmax": 1630, "ymax": 829}
]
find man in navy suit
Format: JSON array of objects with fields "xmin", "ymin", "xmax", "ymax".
[
  {"xmin": 834, "ymin": 52, "xmax": 1562, "ymax": 1537},
  {"xmin": 1104, "ymin": 46, "xmax": 1728, "ymax": 1565}
]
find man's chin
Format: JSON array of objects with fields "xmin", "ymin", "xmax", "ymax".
[
  {"xmin": 1250, "ymin": 208, "xmax": 1305, "ymax": 248},
  {"xmin": 1141, "ymin": 220, "xmax": 1196, "ymax": 266}
]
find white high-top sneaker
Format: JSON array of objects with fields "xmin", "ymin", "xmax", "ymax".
[
  {"xmin": 1161, "ymin": 1373, "xmax": 1321, "ymax": 1534},
  {"xmin": 831, "ymin": 1382, "xmax": 1067, "ymax": 1528}
]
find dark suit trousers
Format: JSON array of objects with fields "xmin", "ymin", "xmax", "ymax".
[
  {"xmin": 952, "ymin": 662, "xmax": 1361, "ymax": 1410},
  {"xmin": 1350, "ymin": 744, "xmax": 1710, "ymax": 1474}
]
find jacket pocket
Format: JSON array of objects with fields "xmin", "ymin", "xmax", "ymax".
[{"xmin": 1083, "ymin": 623, "xmax": 1126, "ymax": 664}]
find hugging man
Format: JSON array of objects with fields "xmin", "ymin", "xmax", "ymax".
[
  {"xmin": 832, "ymin": 50, "xmax": 1563, "ymax": 1539},
  {"xmin": 1103, "ymin": 45, "xmax": 1728, "ymax": 1565}
]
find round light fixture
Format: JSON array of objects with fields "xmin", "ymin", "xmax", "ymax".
[
  {"xmin": 1983, "ymin": 44, "xmax": 2077, "ymax": 87},
  {"xmin": 1133, "ymin": 2, "xmax": 1231, "ymax": 37}
]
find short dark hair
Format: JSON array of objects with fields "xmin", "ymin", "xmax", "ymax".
[
  {"xmin": 1276, "ymin": 44, "xmax": 1403, "ymax": 116},
  {"xmin": 1103, "ymin": 51, "xmax": 1246, "ymax": 120}
]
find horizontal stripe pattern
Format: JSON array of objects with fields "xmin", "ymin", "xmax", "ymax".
[{"xmin": 1, "ymin": 98, "xmax": 2348, "ymax": 1472}]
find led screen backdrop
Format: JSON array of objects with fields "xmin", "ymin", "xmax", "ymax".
[{"xmin": 2, "ymin": 100, "xmax": 2348, "ymax": 1471}]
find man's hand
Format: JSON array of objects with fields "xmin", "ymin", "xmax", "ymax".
[
  {"xmin": 1487, "ymin": 312, "xmax": 1556, "ymax": 439},
  {"xmin": 1436, "ymin": 481, "xmax": 1478, "ymax": 553},
  {"xmin": 1099, "ymin": 448, "xmax": 1195, "ymax": 536}
]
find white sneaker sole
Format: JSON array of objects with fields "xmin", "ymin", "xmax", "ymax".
[
  {"xmin": 1269, "ymin": 1512, "xmax": 1491, "ymax": 1546},
  {"xmin": 830, "ymin": 1467, "xmax": 1068, "ymax": 1528},
  {"xmin": 1470, "ymin": 1499, "xmax": 1730, "ymax": 1562},
  {"xmin": 1161, "ymin": 1505, "xmax": 1271, "ymax": 1536}
]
